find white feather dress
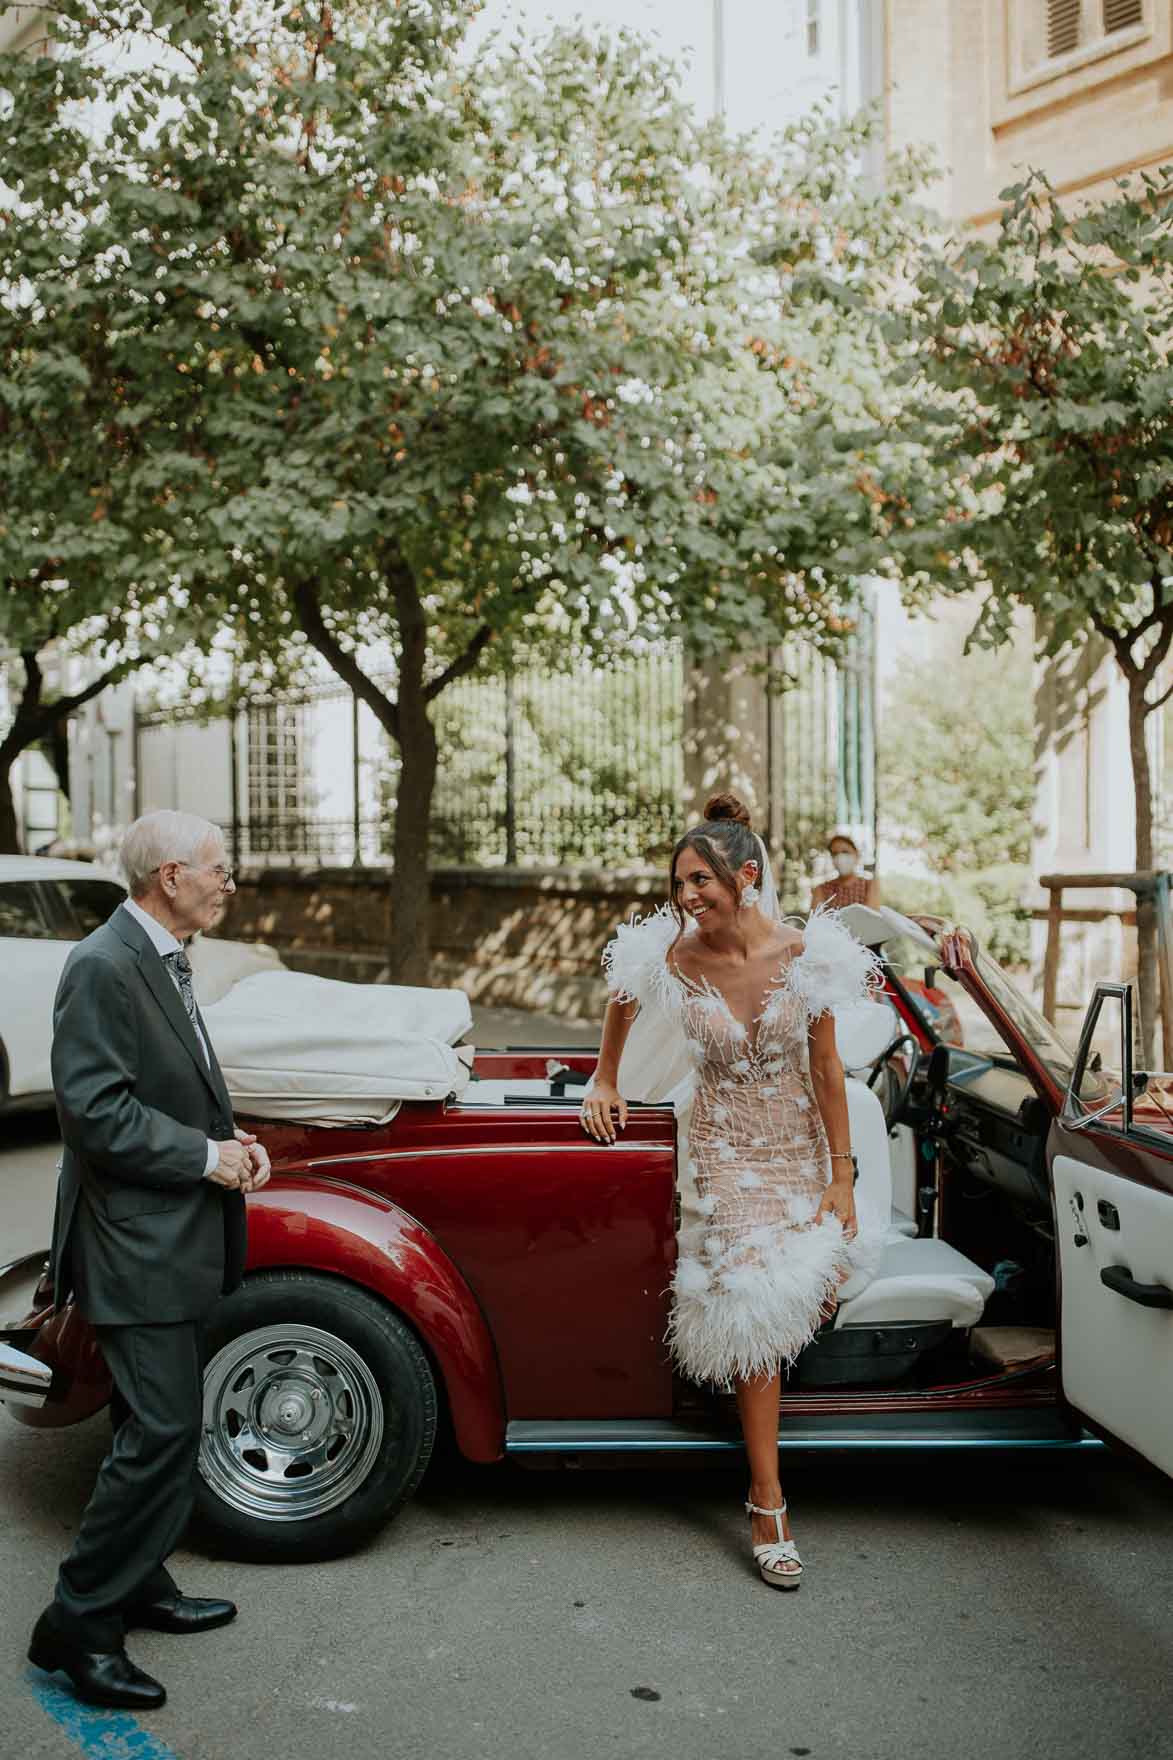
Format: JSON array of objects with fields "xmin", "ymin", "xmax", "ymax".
[{"xmin": 602, "ymin": 905, "xmax": 886, "ymax": 1388}]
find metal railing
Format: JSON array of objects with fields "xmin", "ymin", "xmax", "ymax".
[{"xmin": 133, "ymin": 614, "xmax": 875, "ymax": 878}]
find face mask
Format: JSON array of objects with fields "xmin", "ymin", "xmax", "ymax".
[{"xmin": 832, "ymin": 852, "xmax": 858, "ymax": 877}]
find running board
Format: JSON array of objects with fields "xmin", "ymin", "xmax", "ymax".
[{"xmin": 505, "ymin": 1410, "xmax": 1103, "ymax": 1455}]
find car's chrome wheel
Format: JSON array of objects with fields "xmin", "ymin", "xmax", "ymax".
[
  {"xmin": 195, "ymin": 1271, "xmax": 437, "ymax": 1561},
  {"xmin": 201, "ymin": 1323, "xmax": 385, "ymax": 1522}
]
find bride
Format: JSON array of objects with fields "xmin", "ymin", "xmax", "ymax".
[{"xmin": 580, "ymin": 792, "xmax": 884, "ymax": 1589}]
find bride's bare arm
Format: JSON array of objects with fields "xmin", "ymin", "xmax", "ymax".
[
  {"xmin": 580, "ymin": 997, "xmax": 638, "ymax": 1142},
  {"xmin": 807, "ymin": 1010, "xmax": 858, "ymax": 1238}
]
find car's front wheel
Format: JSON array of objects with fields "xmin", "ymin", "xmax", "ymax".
[{"xmin": 195, "ymin": 1271, "xmax": 437, "ymax": 1562}]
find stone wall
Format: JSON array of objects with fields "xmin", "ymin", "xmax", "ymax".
[{"xmin": 223, "ymin": 865, "xmax": 669, "ymax": 1019}]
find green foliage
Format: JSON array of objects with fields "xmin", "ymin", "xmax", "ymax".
[
  {"xmin": 882, "ymin": 866, "xmax": 1032, "ymax": 967},
  {"xmin": 879, "ymin": 633, "xmax": 1034, "ymax": 874},
  {"xmin": 1, "ymin": 2, "xmax": 934, "ymax": 683},
  {"xmin": 874, "ymin": 167, "xmax": 1173, "ymax": 652},
  {"xmin": 855, "ymin": 166, "xmax": 1173, "ymax": 873},
  {"xmin": 0, "ymin": 1, "xmax": 936, "ymax": 947}
]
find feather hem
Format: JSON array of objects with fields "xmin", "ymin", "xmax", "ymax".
[{"xmin": 666, "ymin": 1199, "xmax": 886, "ymax": 1388}]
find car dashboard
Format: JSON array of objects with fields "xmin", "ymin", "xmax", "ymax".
[{"xmin": 938, "ymin": 1048, "xmax": 1051, "ymax": 1214}]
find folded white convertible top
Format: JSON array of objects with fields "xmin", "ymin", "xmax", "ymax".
[{"xmin": 203, "ymin": 971, "xmax": 473, "ymax": 1125}]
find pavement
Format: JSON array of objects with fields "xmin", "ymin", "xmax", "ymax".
[{"xmin": 2, "ymin": 1005, "xmax": 1173, "ymax": 1760}]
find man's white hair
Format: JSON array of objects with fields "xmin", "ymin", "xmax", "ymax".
[{"xmin": 120, "ymin": 810, "xmax": 224, "ymax": 898}]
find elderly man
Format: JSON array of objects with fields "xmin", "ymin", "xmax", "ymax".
[{"xmin": 27, "ymin": 810, "xmax": 270, "ymax": 1711}]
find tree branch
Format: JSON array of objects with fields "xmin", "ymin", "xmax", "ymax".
[
  {"xmin": 424, "ymin": 623, "xmax": 494, "ymax": 702},
  {"xmin": 1090, "ymin": 607, "xmax": 1136, "ymax": 677},
  {"xmin": 0, "ymin": 652, "xmax": 131, "ymax": 763},
  {"xmin": 290, "ymin": 579, "xmax": 400, "ymax": 742}
]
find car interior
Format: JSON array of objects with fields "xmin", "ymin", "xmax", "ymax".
[{"xmin": 767, "ymin": 909, "xmax": 1062, "ymax": 1394}]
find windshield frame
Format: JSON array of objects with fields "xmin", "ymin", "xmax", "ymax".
[{"xmin": 881, "ymin": 926, "xmax": 1080, "ymax": 1102}]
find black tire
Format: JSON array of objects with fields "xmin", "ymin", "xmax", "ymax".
[{"xmin": 194, "ymin": 1270, "xmax": 437, "ymax": 1562}]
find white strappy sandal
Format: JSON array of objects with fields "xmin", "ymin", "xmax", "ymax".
[{"xmin": 745, "ymin": 1498, "xmax": 803, "ymax": 1589}]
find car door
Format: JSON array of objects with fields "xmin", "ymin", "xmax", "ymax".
[
  {"xmin": 0, "ymin": 880, "xmax": 66, "ymax": 1100},
  {"xmin": 1052, "ymin": 983, "xmax": 1173, "ymax": 1480}
]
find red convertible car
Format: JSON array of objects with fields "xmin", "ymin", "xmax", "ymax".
[{"xmin": 2, "ymin": 906, "xmax": 1171, "ymax": 1561}]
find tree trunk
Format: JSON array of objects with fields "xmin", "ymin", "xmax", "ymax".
[
  {"xmin": 388, "ymin": 575, "xmax": 438, "ymax": 986},
  {"xmin": 0, "ymin": 749, "xmax": 21, "ymax": 854},
  {"xmin": 389, "ymin": 689, "xmax": 438, "ymax": 986},
  {"xmin": 288, "ymin": 570, "xmax": 491, "ymax": 988},
  {"xmin": 0, "ymin": 650, "xmax": 124, "ymax": 855},
  {"xmin": 1128, "ymin": 675, "xmax": 1157, "ymax": 1066},
  {"xmin": 46, "ymin": 715, "xmax": 72, "ymax": 804}
]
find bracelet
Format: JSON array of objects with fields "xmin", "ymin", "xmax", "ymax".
[{"xmin": 828, "ymin": 1151, "xmax": 853, "ymax": 1160}]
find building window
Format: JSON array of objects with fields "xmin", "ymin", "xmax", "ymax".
[
  {"xmin": 1014, "ymin": 0, "xmax": 1149, "ymax": 91},
  {"xmin": 806, "ymin": 0, "xmax": 820, "ymax": 57},
  {"xmin": 1046, "ymin": 0, "xmax": 1144, "ymax": 58},
  {"xmin": 1047, "ymin": 0, "xmax": 1081, "ymax": 58},
  {"xmin": 1103, "ymin": 0, "xmax": 1144, "ymax": 33},
  {"xmin": 246, "ymin": 703, "xmax": 304, "ymax": 851}
]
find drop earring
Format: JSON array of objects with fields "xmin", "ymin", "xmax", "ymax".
[{"xmin": 740, "ymin": 883, "xmax": 760, "ymax": 910}]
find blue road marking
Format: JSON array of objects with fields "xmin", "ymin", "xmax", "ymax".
[{"xmin": 26, "ymin": 1667, "xmax": 183, "ymax": 1760}]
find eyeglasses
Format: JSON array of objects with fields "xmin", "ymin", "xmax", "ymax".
[{"xmin": 152, "ymin": 861, "xmax": 235, "ymax": 891}]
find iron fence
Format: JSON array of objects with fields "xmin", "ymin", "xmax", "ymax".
[
  {"xmin": 133, "ymin": 613, "xmax": 874, "ymax": 880},
  {"xmin": 136, "ymin": 644, "xmax": 686, "ymax": 870}
]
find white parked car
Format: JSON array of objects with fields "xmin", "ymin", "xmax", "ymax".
[{"xmin": 0, "ymin": 856, "xmax": 283, "ymax": 1113}]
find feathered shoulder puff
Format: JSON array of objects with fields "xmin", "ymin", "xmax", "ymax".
[
  {"xmin": 600, "ymin": 903, "xmax": 683, "ymax": 1017},
  {"xmin": 787, "ymin": 905, "xmax": 884, "ymax": 1022}
]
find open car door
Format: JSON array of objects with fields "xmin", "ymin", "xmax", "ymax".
[{"xmin": 1052, "ymin": 983, "xmax": 1173, "ymax": 1479}]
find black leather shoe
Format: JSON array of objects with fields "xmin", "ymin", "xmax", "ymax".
[
  {"xmin": 28, "ymin": 1616, "xmax": 166, "ymax": 1710},
  {"xmin": 126, "ymin": 1594, "xmax": 237, "ymax": 1635}
]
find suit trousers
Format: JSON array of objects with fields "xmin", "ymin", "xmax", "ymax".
[{"xmin": 50, "ymin": 1320, "xmax": 203, "ymax": 1651}]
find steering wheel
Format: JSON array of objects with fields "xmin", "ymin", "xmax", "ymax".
[{"xmin": 866, "ymin": 1032, "xmax": 921, "ymax": 1129}]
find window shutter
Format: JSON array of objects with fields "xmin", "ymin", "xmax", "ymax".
[
  {"xmin": 1047, "ymin": 0, "xmax": 1082, "ymax": 57},
  {"xmin": 1103, "ymin": 0, "xmax": 1143, "ymax": 32}
]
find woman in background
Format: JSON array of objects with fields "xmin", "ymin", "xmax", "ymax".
[{"xmin": 810, "ymin": 829, "xmax": 879, "ymax": 911}]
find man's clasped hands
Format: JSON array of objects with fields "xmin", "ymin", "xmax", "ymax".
[{"xmin": 207, "ymin": 1129, "xmax": 272, "ymax": 1194}]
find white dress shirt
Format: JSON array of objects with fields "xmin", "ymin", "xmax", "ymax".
[{"xmin": 120, "ymin": 899, "xmax": 221, "ymax": 1177}]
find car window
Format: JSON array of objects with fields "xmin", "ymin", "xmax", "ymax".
[
  {"xmin": 52, "ymin": 877, "xmax": 126, "ymax": 937},
  {"xmin": 0, "ymin": 882, "xmax": 50, "ymax": 939}
]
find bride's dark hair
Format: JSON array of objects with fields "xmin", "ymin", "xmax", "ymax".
[{"xmin": 669, "ymin": 792, "xmax": 760, "ymax": 927}]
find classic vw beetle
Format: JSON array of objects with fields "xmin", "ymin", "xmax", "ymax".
[{"xmin": 3, "ymin": 906, "xmax": 1171, "ymax": 1561}]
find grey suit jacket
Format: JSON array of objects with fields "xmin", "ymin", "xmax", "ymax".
[{"xmin": 48, "ymin": 906, "xmax": 247, "ymax": 1324}]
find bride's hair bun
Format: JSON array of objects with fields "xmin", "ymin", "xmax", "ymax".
[{"xmin": 703, "ymin": 791, "xmax": 752, "ymax": 829}]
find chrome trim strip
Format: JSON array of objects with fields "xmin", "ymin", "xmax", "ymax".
[
  {"xmin": 504, "ymin": 1414, "xmax": 1101, "ymax": 1454},
  {"xmin": 290, "ymin": 1141, "xmax": 663, "ymax": 1174},
  {"xmin": 505, "ymin": 1435, "xmax": 1103, "ymax": 1453}
]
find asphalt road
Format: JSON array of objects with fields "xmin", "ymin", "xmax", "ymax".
[{"xmin": 3, "ymin": 1008, "xmax": 1173, "ymax": 1760}]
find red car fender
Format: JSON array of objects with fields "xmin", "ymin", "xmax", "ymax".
[{"xmin": 245, "ymin": 1179, "xmax": 505, "ymax": 1464}]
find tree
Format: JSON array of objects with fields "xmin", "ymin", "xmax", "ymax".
[
  {"xmin": 6, "ymin": 3, "xmax": 930, "ymax": 975},
  {"xmin": 861, "ymin": 167, "xmax": 1173, "ymax": 1054},
  {"xmin": 0, "ymin": 6, "xmax": 218, "ymax": 850}
]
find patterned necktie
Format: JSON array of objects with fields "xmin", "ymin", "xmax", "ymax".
[{"xmin": 164, "ymin": 949, "xmax": 199, "ymax": 1031}]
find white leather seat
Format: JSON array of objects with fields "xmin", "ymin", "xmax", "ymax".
[
  {"xmin": 837, "ymin": 1078, "xmax": 993, "ymax": 1329},
  {"xmin": 835, "ymin": 1001, "xmax": 924, "ymax": 1246}
]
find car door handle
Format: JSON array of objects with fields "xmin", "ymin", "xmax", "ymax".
[{"xmin": 1099, "ymin": 1266, "xmax": 1173, "ymax": 1310}]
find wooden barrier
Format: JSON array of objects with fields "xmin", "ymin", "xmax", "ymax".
[{"xmin": 1039, "ymin": 870, "xmax": 1173, "ymax": 1065}]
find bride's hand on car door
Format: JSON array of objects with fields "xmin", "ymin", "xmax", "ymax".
[{"xmin": 580, "ymin": 1082, "xmax": 628, "ymax": 1143}]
